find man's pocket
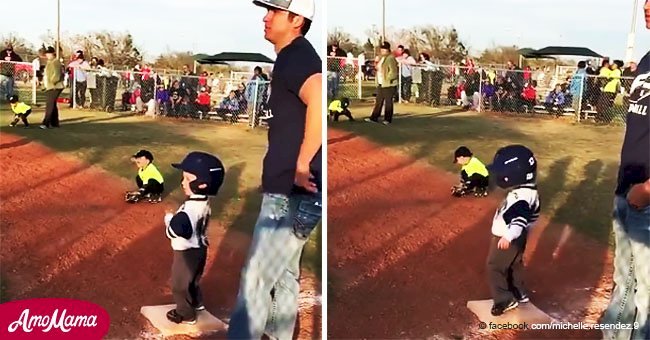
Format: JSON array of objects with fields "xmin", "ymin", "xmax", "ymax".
[{"xmin": 292, "ymin": 195, "xmax": 322, "ymax": 240}]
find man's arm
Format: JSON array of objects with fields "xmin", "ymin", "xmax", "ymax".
[{"xmin": 296, "ymin": 73, "xmax": 322, "ymax": 171}]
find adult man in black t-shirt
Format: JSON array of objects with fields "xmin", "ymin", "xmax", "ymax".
[
  {"xmin": 601, "ymin": 2, "xmax": 650, "ymax": 338},
  {"xmin": 228, "ymin": 0, "xmax": 322, "ymax": 339}
]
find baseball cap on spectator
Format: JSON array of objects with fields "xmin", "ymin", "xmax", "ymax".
[
  {"xmin": 380, "ymin": 42, "xmax": 391, "ymax": 50},
  {"xmin": 253, "ymin": 0, "xmax": 314, "ymax": 21},
  {"xmin": 45, "ymin": 46, "xmax": 55, "ymax": 54}
]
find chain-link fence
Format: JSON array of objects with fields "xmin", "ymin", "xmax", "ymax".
[
  {"xmin": 328, "ymin": 55, "xmax": 636, "ymax": 126},
  {"xmin": 327, "ymin": 56, "xmax": 362, "ymax": 100},
  {"xmin": 230, "ymin": 71, "xmax": 254, "ymax": 82},
  {"xmin": 0, "ymin": 60, "xmax": 37, "ymax": 104},
  {"xmin": 476, "ymin": 67, "xmax": 634, "ymax": 124},
  {"xmin": 398, "ymin": 64, "xmax": 483, "ymax": 107},
  {"xmin": 0, "ymin": 60, "xmax": 270, "ymax": 128},
  {"xmin": 67, "ymin": 66, "xmax": 271, "ymax": 127}
]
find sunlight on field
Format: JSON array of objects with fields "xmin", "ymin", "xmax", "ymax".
[
  {"xmin": 0, "ymin": 107, "xmax": 321, "ymax": 278},
  {"xmin": 332, "ymin": 102, "xmax": 624, "ymax": 243}
]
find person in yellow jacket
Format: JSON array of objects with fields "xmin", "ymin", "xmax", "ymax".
[
  {"xmin": 596, "ymin": 60, "xmax": 624, "ymax": 123},
  {"xmin": 8, "ymin": 95, "xmax": 32, "ymax": 128},
  {"xmin": 328, "ymin": 97, "xmax": 354, "ymax": 121},
  {"xmin": 125, "ymin": 149, "xmax": 165, "ymax": 203},
  {"xmin": 452, "ymin": 146, "xmax": 490, "ymax": 197}
]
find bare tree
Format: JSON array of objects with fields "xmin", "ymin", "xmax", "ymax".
[
  {"xmin": 478, "ymin": 45, "xmax": 521, "ymax": 65},
  {"xmin": 92, "ymin": 31, "xmax": 142, "ymax": 67},
  {"xmin": 153, "ymin": 51, "xmax": 195, "ymax": 70},
  {"xmin": 327, "ymin": 27, "xmax": 363, "ymax": 55},
  {"xmin": 1, "ymin": 33, "xmax": 37, "ymax": 59}
]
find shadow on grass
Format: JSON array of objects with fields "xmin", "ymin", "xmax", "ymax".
[
  {"xmin": 0, "ymin": 137, "xmax": 32, "ymax": 150},
  {"xmin": 60, "ymin": 116, "xmax": 94, "ymax": 124},
  {"xmin": 552, "ymin": 159, "xmax": 618, "ymax": 243},
  {"xmin": 336, "ymin": 111, "xmax": 531, "ymax": 171},
  {"xmin": 327, "ymin": 123, "xmax": 610, "ymax": 339},
  {"xmin": 5, "ymin": 115, "xmax": 206, "ymax": 182},
  {"xmin": 333, "ymin": 108, "xmax": 618, "ymax": 244}
]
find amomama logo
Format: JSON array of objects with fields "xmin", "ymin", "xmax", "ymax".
[{"xmin": 0, "ymin": 298, "xmax": 110, "ymax": 340}]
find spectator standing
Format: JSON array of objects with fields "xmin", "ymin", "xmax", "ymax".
[
  {"xmin": 399, "ymin": 49, "xmax": 417, "ymax": 103},
  {"xmin": 0, "ymin": 43, "xmax": 23, "ymax": 100},
  {"xmin": 596, "ymin": 60, "xmax": 623, "ymax": 123},
  {"xmin": 600, "ymin": 4, "xmax": 650, "ymax": 338},
  {"xmin": 41, "ymin": 46, "xmax": 64, "ymax": 129},
  {"xmin": 69, "ymin": 50, "xmax": 90, "ymax": 108},
  {"xmin": 569, "ymin": 61, "xmax": 587, "ymax": 108},
  {"xmin": 365, "ymin": 42, "xmax": 398, "ymax": 125},
  {"xmin": 227, "ymin": 0, "xmax": 322, "ymax": 338}
]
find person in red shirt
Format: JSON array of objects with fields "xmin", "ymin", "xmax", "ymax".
[
  {"xmin": 195, "ymin": 87, "xmax": 211, "ymax": 118},
  {"xmin": 520, "ymin": 82, "xmax": 536, "ymax": 112},
  {"xmin": 140, "ymin": 64, "xmax": 151, "ymax": 81},
  {"xmin": 198, "ymin": 71, "xmax": 208, "ymax": 89},
  {"xmin": 523, "ymin": 66, "xmax": 531, "ymax": 82},
  {"xmin": 394, "ymin": 45, "xmax": 404, "ymax": 58}
]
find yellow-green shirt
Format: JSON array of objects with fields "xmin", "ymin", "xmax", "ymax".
[
  {"xmin": 138, "ymin": 163, "xmax": 164, "ymax": 184},
  {"xmin": 488, "ymin": 70, "xmax": 496, "ymax": 84},
  {"xmin": 11, "ymin": 102, "xmax": 31, "ymax": 114},
  {"xmin": 604, "ymin": 69, "xmax": 621, "ymax": 93},
  {"xmin": 599, "ymin": 67, "xmax": 611, "ymax": 77},
  {"xmin": 462, "ymin": 157, "xmax": 489, "ymax": 177},
  {"xmin": 328, "ymin": 100, "xmax": 343, "ymax": 113}
]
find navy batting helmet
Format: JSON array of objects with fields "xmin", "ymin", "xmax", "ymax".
[
  {"xmin": 172, "ymin": 151, "xmax": 225, "ymax": 196},
  {"xmin": 488, "ymin": 145, "xmax": 537, "ymax": 189}
]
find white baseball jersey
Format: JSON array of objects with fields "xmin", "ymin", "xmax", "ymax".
[
  {"xmin": 165, "ymin": 195, "xmax": 211, "ymax": 251},
  {"xmin": 491, "ymin": 184, "xmax": 540, "ymax": 241}
]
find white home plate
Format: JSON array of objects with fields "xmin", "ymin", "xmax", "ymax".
[
  {"xmin": 467, "ymin": 299, "xmax": 553, "ymax": 329},
  {"xmin": 140, "ymin": 304, "xmax": 227, "ymax": 337}
]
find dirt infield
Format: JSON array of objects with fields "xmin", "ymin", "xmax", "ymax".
[
  {"xmin": 327, "ymin": 128, "xmax": 613, "ymax": 339},
  {"xmin": 0, "ymin": 133, "xmax": 320, "ymax": 339}
]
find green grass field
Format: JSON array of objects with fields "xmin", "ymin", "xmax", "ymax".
[
  {"xmin": 0, "ymin": 106, "xmax": 321, "ymax": 279},
  {"xmin": 332, "ymin": 101, "xmax": 626, "ymax": 244}
]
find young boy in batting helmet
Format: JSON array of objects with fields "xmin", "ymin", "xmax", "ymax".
[
  {"xmin": 164, "ymin": 151, "xmax": 225, "ymax": 324},
  {"xmin": 125, "ymin": 150, "xmax": 165, "ymax": 203},
  {"xmin": 8, "ymin": 95, "xmax": 32, "ymax": 128},
  {"xmin": 452, "ymin": 146, "xmax": 490, "ymax": 197},
  {"xmin": 486, "ymin": 144, "xmax": 540, "ymax": 316}
]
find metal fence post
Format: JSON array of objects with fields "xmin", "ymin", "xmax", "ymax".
[
  {"xmin": 478, "ymin": 68, "xmax": 483, "ymax": 113},
  {"xmin": 357, "ymin": 61, "xmax": 362, "ymax": 100},
  {"xmin": 398, "ymin": 61, "xmax": 402, "ymax": 103},
  {"xmin": 252, "ymin": 78, "xmax": 259, "ymax": 128},
  {"xmin": 32, "ymin": 62, "xmax": 37, "ymax": 105},
  {"xmin": 577, "ymin": 74, "xmax": 584, "ymax": 123},
  {"xmin": 153, "ymin": 72, "xmax": 157, "ymax": 116},
  {"xmin": 72, "ymin": 66, "xmax": 77, "ymax": 108}
]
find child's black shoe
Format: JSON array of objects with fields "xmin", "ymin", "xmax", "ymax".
[
  {"xmin": 148, "ymin": 194, "xmax": 162, "ymax": 204},
  {"xmin": 491, "ymin": 299, "xmax": 519, "ymax": 316},
  {"xmin": 474, "ymin": 188, "xmax": 489, "ymax": 197},
  {"xmin": 124, "ymin": 191, "xmax": 142, "ymax": 203},
  {"xmin": 166, "ymin": 309, "xmax": 197, "ymax": 325}
]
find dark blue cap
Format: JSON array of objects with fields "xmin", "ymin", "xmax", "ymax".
[{"xmin": 172, "ymin": 151, "xmax": 225, "ymax": 195}]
